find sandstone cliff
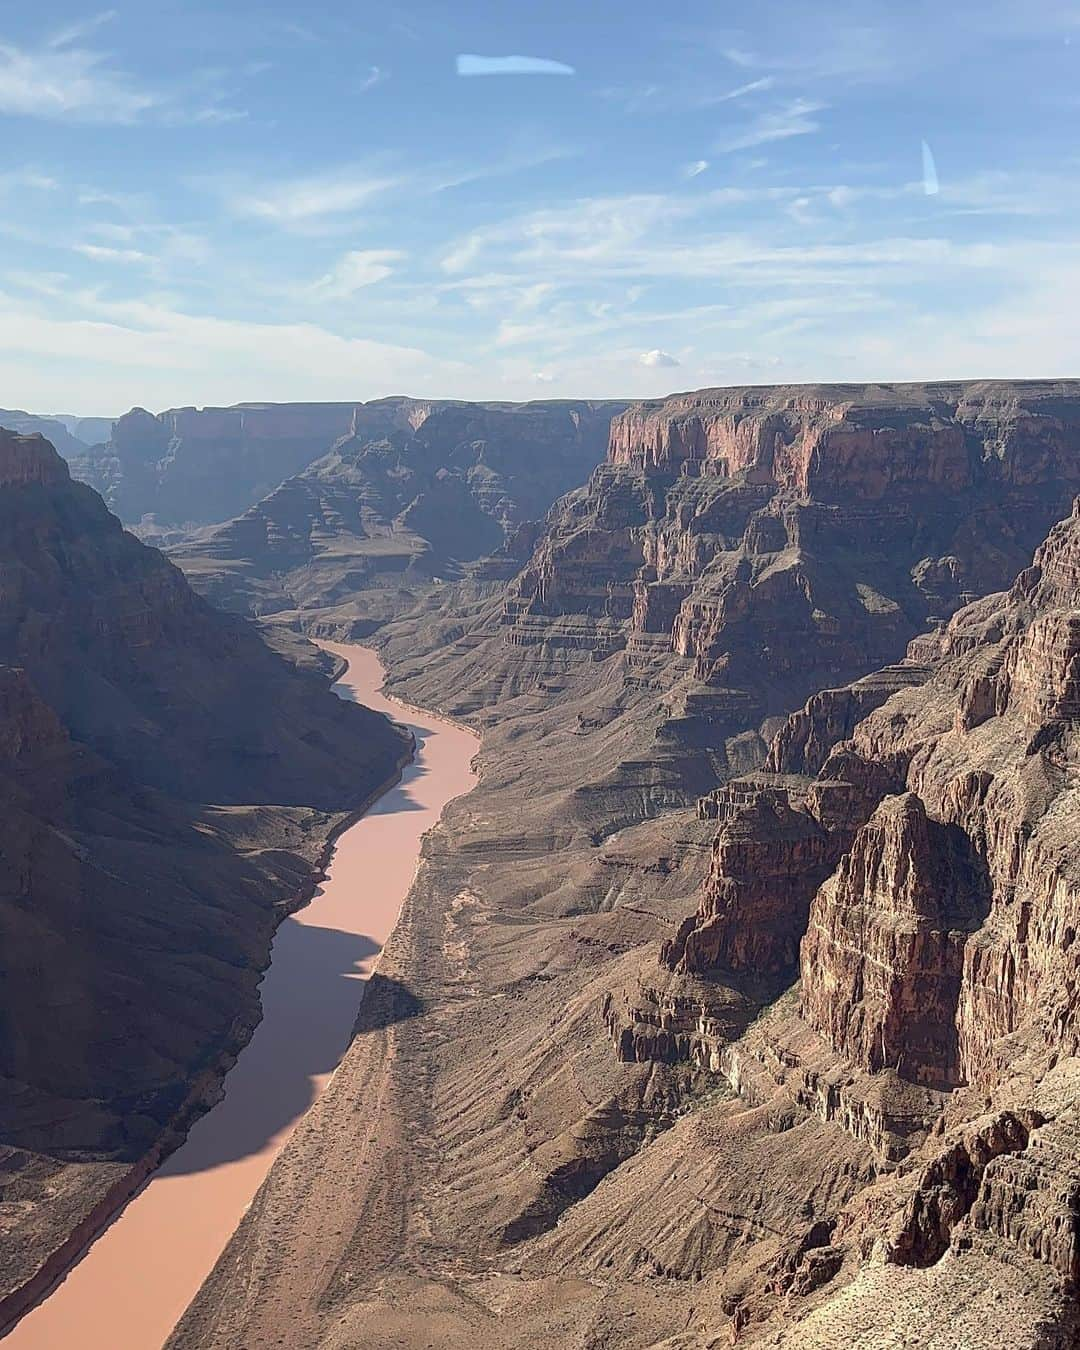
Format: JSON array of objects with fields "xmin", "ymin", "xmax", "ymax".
[
  {"xmin": 168, "ymin": 383, "xmax": 1080, "ymax": 1350},
  {"xmin": 168, "ymin": 397, "xmax": 624, "ymax": 633},
  {"xmin": 0, "ymin": 431, "xmax": 410, "ymax": 1327},
  {"xmin": 68, "ymin": 401, "xmax": 359, "ymax": 526}
]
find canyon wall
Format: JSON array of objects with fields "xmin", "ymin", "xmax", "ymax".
[
  {"xmin": 0, "ymin": 430, "xmax": 410, "ymax": 1321},
  {"xmin": 0, "ymin": 410, "xmax": 95, "ymax": 462},
  {"xmin": 68, "ymin": 401, "xmax": 360, "ymax": 526},
  {"xmin": 168, "ymin": 397, "xmax": 624, "ymax": 633},
  {"xmin": 170, "ymin": 382, "xmax": 1080, "ymax": 1349}
]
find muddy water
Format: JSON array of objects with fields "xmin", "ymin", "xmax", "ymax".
[{"xmin": 7, "ymin": 644, "xmax": 478, "ymax": 1350}]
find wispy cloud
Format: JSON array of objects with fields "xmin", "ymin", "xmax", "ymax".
[
  {"xmin": 922, "ymin": 140, "xmax": 940, "ymax": 195},
  {"xmin": 705, "ymin": 75, "xmax": 775, "ymax": 105},
  {"xmin": 432, "ymin": 143, "xmax": 577, "ymax": 193},
  {"xmin": 47, "ymin": 9, "xmax": 117, "ymax": 50},
  {"xmin": 441, "ymin": 193, "xmax": 696, "ymax": 274},
  {"xmin": 305, "ymin": 248, "xmax": 404, "ymax": 299},
  {"xmin": 0, "ymin": 288, "xmax": 470, "ymax": 411},
  {"xmin": 358, "ymin": 65, "xmax": 386, "ymax": 92},
  {"xmin": 456, "ymin": 54, "xmax": 575, "ymax": 76},
  {"xmin": 599, "ymin": 72, "xmax": 772, "ymax": 114},
  {"xmin": 0, "ymin": 32, "xmax": 158, "ymax": 123},
  {"xmin": 229, "ymin": 168, "xmax": 402, "ymax": 226},
  {"xmin": 684, "ymin": 160, "xmax": 710, "ymax": 179},
  {"xmin": 223, "ymin": 145, "xmax": 577, "ymax": 233},
  {"xmin": 716, "ymin": 98, "xmax": 824, "ymax": 152},
  {"xmin": 0, "ymin": 20, "xmax": 246, "ymax": 124},
  {"xmin": 73, "ymin": 242, "xmax": 151, "ymax": 265},
  {"xmin": 0, "ymin": 169, "xmax": 59, "ymax": 194},
  {"xmin": 713, "ymin": 12, "xmax": 894, "ymax": 84}
]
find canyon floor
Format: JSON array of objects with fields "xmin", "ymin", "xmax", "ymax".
[{"xmin": 6, "ymin": 647, "xmax": 477, "ymax": 1349}]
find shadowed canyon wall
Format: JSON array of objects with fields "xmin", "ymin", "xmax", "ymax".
[
  {"xmin": 68, "ymin": 401, "xmax": 361, "ymax": 527},
  {"xmin": 167, "ymin": 397, "xmax": 625, "ymax": 632},
  {"xmin": 0, "ymin": 430, "xmax": 409, "ymax": 1324}
]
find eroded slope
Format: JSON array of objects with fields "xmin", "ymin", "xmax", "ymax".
[
  {"xmin": 171, "ymin": 382, "xmax": 1080, "ymax": 1349},
  {"xmin": 0, "ymin": 431, "xmax": 410, "ymax": 1329}
]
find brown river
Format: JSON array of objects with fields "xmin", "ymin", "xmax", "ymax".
[{"xmin": 6, "ymin": 644, "xmax": 478, "ymax": 1350}]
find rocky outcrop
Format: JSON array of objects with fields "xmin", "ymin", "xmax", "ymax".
[
  {"xmin": 885, "ymin": 1110, "xmax": 1041, "ymax": 1267},
  {"xmin": 0, "ymin": 431, "xmax": 410, "ymax": 1316},
  {"xmin": 0, "ymin": 410, "xmax": 94, "ymax": 462},
  {"xmin": 765, "ymin": 662, "xmax": 932, "ymax": 776},
  {"xmin": 512, "ymin": 381, "xmax": 1080, "ymax": 681},
  {"xmin": 167, "ymin": 397, "xmax": 624, "ymax": 633},
  {"xmin": 661, "ymin": 780, "xmax": 839, "ymax": 983},
  {"xmin": 68, "ymin": 401, "xmax": 360, "ymax": 526},
  {"xmin": 166, "ymin": 385, "xmax": 1080, "ymax": 1350},
  {"xmin": 800, "ymin": 793, "xmax": 990, "ymax": 1089}
]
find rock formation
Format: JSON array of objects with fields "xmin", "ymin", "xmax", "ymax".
[
  {"xmin": 68, "ymin": 402, "xmax": 360, "ymax": 526},
  {"xmin": 166, "ymin": 381, "xmax": 1080, "ymax": 1349},
  {"xmin": 0, "ymin": 409, "xmax": 96, "ymax": 462},
  {"xmin": 0, "ymin": 431, "xmax": 410, "ymax": 1329},
  {"xmin": 167, "ymin": 397, "xmax": 624, "ymax": 632}
]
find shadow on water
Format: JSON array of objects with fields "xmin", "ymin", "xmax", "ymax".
[
  {"xmin": 163, "ymin": 707, "xmax": 443, "ymax": 1177},
  {"xmin": 164, "ymin": 918, "xmax": 424, "ymax": 1178}
]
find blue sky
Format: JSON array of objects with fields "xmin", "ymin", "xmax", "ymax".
[{"xmin": 1, "ymin": 0, "xmax": 1079, "ymax": 414}]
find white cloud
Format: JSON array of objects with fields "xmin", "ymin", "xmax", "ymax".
[
  {"xmin": 640, "ymin": 349, "xmax": 679, "ymax": 367},
  {"xmin": 716, "ymin": 99, "xmax": 825, "ymax": 153},
  {"xmin": 441, "ymin": 193, "xmax": 697, "ymax": 274},
  {"xmin": 705, "ymin": 76, "xmax": 775, "ymax": 104},
  {"xmin": 684, "ymin": 160, "xmax": 710, "ymax": 179},
  {"xmin": 456, "ymin": 54, "xmax": 575, "ymax": 76},
  {"xmin": 532, "ymin": 371, "xmax": 555, "ymax": 383},
  {"xmin": 306, "ymin": 249, "xmax": 404, "ymax": 299},
  {"xmin": 0, "ymin": 21, "xmax": 244, "ymax": 125},
  {"xmin": 0, "ymin": 35, "xmax": 158, "ymax": 123},
  {"xmin": 0, "ymin": 169, "xmax": 58, "ymax": 194},
  {"xmin": 216, "ymin": 146, "xmax": 577, "ymax": 237},
  {"xmin": 0, "ymin": 292, "xmax": 471, "ymax": 412},
  {"xmin": 47, "ymin": 10, "xmax": 118, "ymax": 49},
  {"xmin": 922, "ymin": 140, "xmax": 940, "ymax": 196},
  {"xmin": 358, "ymin": 65, "xmax": 386, "ymax": 92},
  {"xmin": 230, "ymin": 169, "xmax": 403, "ymax": 225},
  {"xmin": 73, "ymin": 242, "xmax": 152, "ymax": 265}
]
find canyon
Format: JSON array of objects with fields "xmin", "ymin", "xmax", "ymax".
[
  {"xmin": 5, "ymin": 645, "xmax": 477, "ymax": 1350},
  {"xmin": 162, "ymin": 381, "xmax": 1080, "ymax": 1348},
  {"xmin": 165, "ymin": 396, "xmax": 624, "ymax": 632},
  {"xmin": 68, "ymin": 402, "xmax": 360, "ymax": 528},
  {"xmin": 4, "ymin": 380, "xmax": 1080, "ymax": 1347},
  {"xmin": 0, "ymin": 430, "xmax": 410, "ymax": 1335}
]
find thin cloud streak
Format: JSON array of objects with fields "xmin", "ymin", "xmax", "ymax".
[
  {"xmin": 922, "ymin": 140, "xmax": 940, "ymax": 195},
  {"xmin": 305, "ymin": 249, "xmax": 405, "ymax": 299},
  {"xmin": 0, "ymin": 21, "xmax": 246, "ymax": 124},
  {"xmin": 716, "ymin": 98, "xmax": 825, "ymax": 152},
  {"xmin": 457, "ymin": 54, "xmax": 575, "ymax": 76},
  {"xmin": 0, "ymin": 35, "xmax": 158, "ymax": 123},
  {"xmin": 47, "ymin": 9, "xmax": 118, "ymax": 50}
]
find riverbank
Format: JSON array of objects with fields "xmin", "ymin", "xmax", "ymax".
[{"xmin": 4, "ymin": 646, "xmax": 478, "ymax": 1350}]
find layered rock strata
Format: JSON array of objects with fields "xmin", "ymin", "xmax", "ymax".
[
  {"xmin": 0, "ymin": 431, "xmax": 410, "ymax": 1327},
  {"xmin": 68, "ymin": 401, "xmax": 360, "ymax": 526},
  {"xmin": 170, "ymin": 383, "xmax": 1080, "ymax": 1349},
  {"xmin": 167, "ymin": 397, "xmax": 624, "ymax": 633}
]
